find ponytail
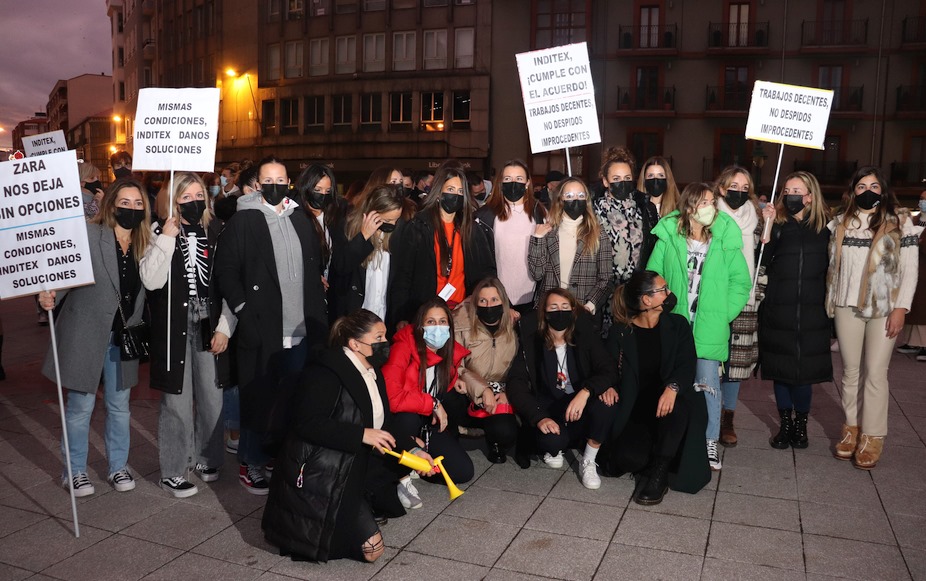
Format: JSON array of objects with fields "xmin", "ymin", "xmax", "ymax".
[
  {"xmin": 611, "ymin": 270, "xmax": 662, "ymax": 327},
  {"xmin": 329, "ymin": 309, "xmax": 383, "ymax": 347}
]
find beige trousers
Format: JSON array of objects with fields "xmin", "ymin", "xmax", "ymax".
[{"xmin": 833, "ymin": 306, "xmax": 897, "ymax": 436}]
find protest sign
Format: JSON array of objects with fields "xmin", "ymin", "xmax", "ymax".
[
  {"xmin": 22, "ymin": 130, "xmax": 68, "ymax": 157},
  {"xmin": 0, "ymin": 149, "xmax": 94, "ymax": 299},
  {"xmin": 516, "ymin": 42, "xmax": 601, "ymax": 154},
  {"xmin": 745, "ymin": 81, "xmax": 834, "ymax": 150},
  {"xmin": 132, "ymin": 87, "xmax": 220, "ymax": 171}
]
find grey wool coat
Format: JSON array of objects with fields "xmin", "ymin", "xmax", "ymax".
[{"xmin": 42, "ymin": 222, "xmax": 146, "ymax": 394}]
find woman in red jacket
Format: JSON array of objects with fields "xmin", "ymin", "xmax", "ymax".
[{"xmin": 383, "ymin": 297, "xmax": 474, "ymax": 510}]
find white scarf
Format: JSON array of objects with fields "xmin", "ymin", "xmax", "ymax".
[{"xmin": 717, "ymin": 197, "xmax": 758, "ymax": 280}]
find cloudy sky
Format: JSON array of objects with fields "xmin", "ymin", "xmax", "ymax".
[{"xmin": 0, "ymin": 0, "xmax": 112, "ymax": 148}]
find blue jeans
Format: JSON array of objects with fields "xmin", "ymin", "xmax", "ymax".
[
  {"xmin": 773, "ymin": 382, "xmax": 813, "ymax": 414},
  {"xmin": 721, "ymin": 381, "xmax": 740, "ymax": 411},
  {"xmin": 696, "ymin": 358, "xmax": 722, "ymax": 441},
  {"xmin": 61, "ymin": 336, "xmax": 131, "ymax": 477},
  {"xmin": 223, "ymin": 385, "xmax": 240, "ymax": 432}
]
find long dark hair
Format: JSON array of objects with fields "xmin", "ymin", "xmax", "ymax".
[
  {"xmin": 842, "ymin": 166, "xmax": 898, "ymax": 233},
  {"xmin": 295, "ymin": 163, "xmax": 340, "ymax": 266},
  {"xmin": 329, "ymin": 309, "xmax": 383, "ymax": 347},
  {"xmin": 412, "ymin": 297, "xmax": 456, "ymax": 394},
  {"xmin": 537, "ymin": 288, "xmax": 579, "ymax": 350},
  {"xmin": 611, "ymin": 270, "xmax": 662, "ymax": 327},
  {"xmin": 419, "ymin": 163, "xmax": 473, "ymax": 276},
  {"xmin": 487, "ymin": 159, "xmax": 544, "ymax": 222},
  {"xmin": 92, "ymin": 178, "xmax": 151, "ymax": 262}
]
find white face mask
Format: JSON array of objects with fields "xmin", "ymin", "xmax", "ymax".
[{"xmin": 693, "ymin": 205, "xmax": 716, "ymax": 226}]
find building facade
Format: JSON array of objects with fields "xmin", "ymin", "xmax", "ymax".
[
  {"xmin": 45, "ymin": 74, "xmax": 114, "ymax": 142},
  {"xmin": 11, "ymin": 115, "xmax": 50, "ymax": 153}
]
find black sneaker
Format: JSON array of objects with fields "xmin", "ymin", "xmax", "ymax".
[
  {"xmin": 897, "ymin": 343, "xmax": 919, "ymax": 354},
  {"xmin": 62, "ymin": 472, "xmax": 95, "ymax": 497},
  {"xmin": 239, "ymin": 463, "xmax": 269, "ymax": 495},
  {"xmin": 160, "ymin": 476, "xmax": 199, "ymax": 498},
  {"xmin": 917, "ymin": 348, "xmax": 926, "ymax": 362},
  {"xmin": 194, "ymin": 463, "xmax": 219, "ymax": 483}
]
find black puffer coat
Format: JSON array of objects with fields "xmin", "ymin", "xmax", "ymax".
[
  {"xmin": 262, "ymin": 348, "xmax": 389, "ymax": 562},
  {"xmin": 758, "ymin": 217, "xmax": 832, "ymax": 385}
]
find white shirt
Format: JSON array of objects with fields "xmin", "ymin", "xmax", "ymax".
[
  {"xmin": 343, "ymin": 347, "xmax": 385, "ymax": 429},
  {"xmin": 362, "ymin": 247, "xmax": 391, "ymax": 320},
  {"xmin": 554, "ymin": 344, "xmax": 574, "ymax": 395},
  {"xmin": 686, "ymin": 239, "xmax": 710, "ymax": 322}
]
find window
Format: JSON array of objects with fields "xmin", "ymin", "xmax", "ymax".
[
  {"xmin": 119, "ymin": 81, "xmax": 125, "ymax": 101},
  {"xmin": 262, "ymin": 100, "xmax": 277, "ymax": 134},
  {"xmin": 333, "ymin": 94, "xmax": 352, "ymax": 126},
  {"xmin": 118, "ymin": 47, "xmax": 124, "ymax": 68},
  {"xmin": 424, "ymin": 30, "xmax": 447, "ymax": 69},
  {"xmin": 818, "ymin": 65, "xmax": 844, "ymax": 108},
  {"xmin": 723, "ymin": 65, "xmax": 750, "ymax": 109},
  {"xmin": 533, "ymin": 0, "xmax": 587, "ymax": 49},
  {"xmin": 206, "ymin": 1, "xmax": 215, "ymax": 34},
  {"xmin": 424, "ymin": 0, "xmax": 448, "ymax": 5},
  {"xmin": 285, "ymin": 41, "xmax": 304, "ymax": 78},
  {"xmin": 421, "ymin": 91, "xmax": 444, "ymax": 130},
  {"xmin": 269, "ymin": 0, "xmax": 281, "ymax": 18},
  {"xmin": 393, "ymin": 0, "xmax": 416, "ymax": 7},
  {"xmin": 117, "ymin": 12, "xmax": 124, "ymax": 33},
  {"xmin": 288, "ymin": 0, "xmax": 304, "ymax": 19},
  {"xmin": 393, "ymin": 32, "xmax": 416, "ymax": 71},
  {"xmin": 311, "ymin": 0, "xmax": 330, "ymax": 15},
  {"xmin": 454, "ymin": 28, "xmax": 474, "ymax": 68},
  {"xmin": 728, "ymin": 3, "xmax": 749, "ymax": 47},
  {"xmin": 281, "ymin": 98, "xmax": 299, "ymax": 134},
  {"xmin": 268, "ymin": 44, "xmax": 281, "ymax": 80},
  {"xmin": 390, "ymin": 92, "xmax": 412, "ymax": 128},
  {"xmin": 629, "ymin": 130, "xmax": 663, "ymax": 167},
  {"xmin": 310, "ymin": 38, "xmax": 329, "ymax": 76},
  {"xmin": 452, "ymin": 91, "xmax": 470, "ymax": 129},
  {"xmin": 363, "ymin": 33, "xmax": 385, "ymax": 72},
  {"xmin": 363, "ymin": 0, "xmax": 385, "ymax": 10},
  {"xmin": 305, "ymin": 96, "xmax": 325, "ymax": 130},
  {"xmin": 143, "ymin": 67, "xmax": 152, "ymax": 88},
  {"xmin": 361, "ymin": 93, "xmax": 383, "ymax": 128},
  {"xmin": 635, "ymin": 66, "xmax": 659, "ymax": 108},
  {"xmin": 335, "ymin": 0, "xmax": 358, "ymax": 13},
  {"xmin": 196, "ymin": 57, "xmax": 205, "ymax": 85},
  {"xmin": 195, "ymin": 5, "xmax": 204, "ymax": 36},
  {"xmin": 640, "ymin": 6, "xmax": 659, "ymax": 48},
  {"xmin": 336, "ymin": 36, "xmax": 357, "ymax": 74}
]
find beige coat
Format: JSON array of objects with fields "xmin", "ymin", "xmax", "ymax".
[{"xmin": 452, "ymin": 301, "xmax": 518, "ymax": 404}]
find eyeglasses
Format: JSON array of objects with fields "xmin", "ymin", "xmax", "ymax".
[
  {"xmin": 561, "ymin": 192, "xmax": 587, "ymax": 201},
  {"xmin": 646, "ymin": 286, "xmax": 669, "ymax": 295}
]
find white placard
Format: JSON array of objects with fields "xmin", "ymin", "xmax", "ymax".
[
  {"xmin": 132, "ymin": 87, "xmax": 220, "ymax": 171},
  {"xmin": 745, "ymin": 80, "xmax": 834, "ymax": 150},
  {"xmin": 516, "ymin": 42, "xmax": 601, "ymax": 154},
  {"xmin": 0, "ymin": 150, "xmax": 94, "ymax": 299},
  {"xmin": 22, "ymin": 130, "xmax": 67, "ymax": 157}
]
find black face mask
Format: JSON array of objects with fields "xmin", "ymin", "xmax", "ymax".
[
  {"xmin": 440, "ymin": 193, "xmax": 464, "ymax": 214},
  {"xmin": 395, "ymin": 184, "xmax": 408, "ymax": 199},
  {"xmin": 783, "ymin": 195, "xmax": 806, "ymax": 216},
  {"xmin": 546, "ymin": 310, "xmax": 573, "ymax": 332},
  {"xmin": 609, "ymin": 181, "xmax": 635, "ymax": 201},
  {"xmin": 306, "ymin": 190, "xmax": 330, "ymax": 210},
  {"xmin": 661, "ymin": 293, "xmax": 678, "ymax": 312},
  {"xmin": 476, "ymin": 304, "xmax": 504, "ymax": 327},
  {"xmin": 179, "ymin": 199, "xmax": 206, "ymax": 224},
  {"xmin": 113, "ymin": 167, "xmax": 132, "ymax": 180},
  {"xmin": 261, "ymin": 183, "xmax": 289, "ymax": 206},
  {"xmin": 85, "ymin": 180, "xmax": 103, "ymax": 193},
  {"xmin": 724, "ymin": 189, "xmax": 749, "ymax": 210},
  {"xmin": 855, "ymin": 189, "xmax": 881, "ymax": 211},
  {"xmin": 362, "ymin": 340, "xmax": 391, "ymax": 369},
  {"xmin": 644, "ymin": 178, "xmax": 668, "ymax": 198},
  {"xmin": 114, "ymin": 207, "xmax": 145, "ymax": 230},
  {"xmin": 501, "ymin": 182, "xmax": 526, "ymax": 203},
  {"xmin": 472, "ymin": 190, "xmax": 488, "ymax": 202},
  {"xmin": 563, "ymin": 200, "xmax": 586, "ymax": 220},
  {"xmin": 378, "ymin": 221, "xmax": 396, "ymax": 233}
]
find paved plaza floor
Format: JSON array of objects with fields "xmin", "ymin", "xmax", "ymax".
[{"xmin": 0, "ymin": 295, "xmax": 924, "ymax": 581}]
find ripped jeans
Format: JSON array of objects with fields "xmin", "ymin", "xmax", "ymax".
[{"xmin": 695, "ymin": 358, "xmax": 722, "ymax": 441}]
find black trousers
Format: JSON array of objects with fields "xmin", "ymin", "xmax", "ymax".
[
  {"xmin": 441, "ymin": 389, "xmax": 519, "ymax": 451},
  {"xmin": 535, "ymin": 392, "xmax": 619, "ymax": 456},
  {"xmin": 609, "ymin": 392, "xmax": 691, "ymax": 475},
  {"xmin": 390, "ymin": 410, "xmax": 475, "ymax": 486}
]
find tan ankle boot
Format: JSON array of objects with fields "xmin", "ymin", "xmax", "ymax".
[
  {"xmin": 834, "ymin": 424, "xmax": 859, "ymax": 460},
  {"xmin": 853, "ymin": 434, "xmax": 884, "ymax": 470},
  {"xmin": 720, "ymin": 409, "xmax": 737, "ymax": 447}
]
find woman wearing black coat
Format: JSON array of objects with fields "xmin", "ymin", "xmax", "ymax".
[
  {"xmin": 262, "ymin": 309, "xmax": 435, "ymax": 563},
  {"xmin": 758, "ymin": 171, "xmax": 832, "ymax": 449},
  {"xmin": 600, "ymin": 271, "xmax": 710, "ymax": 505}
]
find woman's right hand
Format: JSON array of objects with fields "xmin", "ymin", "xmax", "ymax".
[
  {"xmin": 536, "ymin": 417, "xmax": 560, "ymax": 435},
  {"xmin": 162, "ymin": 216, "xmax": 180, "ymax": 238},
  {"xmin": 363, "ymin": 428, "xmax": 396, "ymax": 451},
  {"xmin": 431, "ymin": 401, "xmax": 448, "ymax": 432},
  {"xmin": 533, "ymin": 223, "xmax": 553, "ymax": 238},
  {"xmin": 481, "ymin": 387, "xmax": 498, "ymax": 414},
  {"xmin": 361, "ymin": 211, "xmax": 381, "ymax": 240},
  {"xmin": 38, "ymin": 290, "xmax": 56, "ymax": 311}
]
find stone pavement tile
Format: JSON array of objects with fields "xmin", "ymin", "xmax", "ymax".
[
  {"xmin": 0, "ymin": 504, "xmax": 48, "ymax": 538},
  {"xmin": 700, "ymin": 558, "xmax": 806, "ymax": 581},
  {"xmin": 903, "ymin": 547, "xmax": 926, "ymax": 581},
  {"xmin": 0, "ymin": 478, "xmax": 108, "ymax": 520},
  {"xmin": 625, "ymin": 485, "xmax": 716, "ymax": 520},
  {"xmin": 717, "ymin": 447, "xmax": 798, "ymax": 500},
  {"xmin": 712, "ymin": 491, "xmax": 800, "ymax": 531},
  {"xmin": 887, "ymin": 512, "xmax": 926, "ymax": 550},
  {"xmin": 593, "ymin": 544, "xmax": 702, "ymax": 581},
  {"xmin": 381, "ymin": 504, "xmax": 442, "ymax": 549},
  {"xmin": 726, "ymin": 428, "xmax": 773, "ymax": 450},
  {"xmin": 0, "ymin": 462, "xmax": 54, "ymax": 492},
  {"xmin": 483, "ymin": 570, "xmax": 552, "ymax": 581},
  {"xmin": 871, "ymin": 447, "xmax": 926, "ymax": 491},
  {"xmin": 612, "ymin": 509, "xmax": 709, "ymax": 557},
  {"xmin": 191, "ymin": 515, "xmax": 285, "ymax": 571},
  {"xmin": 0, "ymin": 562, "xmax": 32, "ymax": 581},
  {"xmin": 897, "ymin": 401, "xmax": 926, "ymax": 418},
  {"xmin": 706, "ymin": 522, "xmax": 803, "ymax": 571},
  {"xmin": 140, "ymin": 553, "xmax": 262, "ymax": 581},
  {"xmin": 795, "ymin": 454, "xmax": 882, "ymax": 509},
  {"xmin": 800, "ymin": 501, "xmax": 894, "ymax": 544},
  {"xmin": 268, "ymin": 547, "xmax": 396, "ymax": 581},
  {"xmin": 474, "ymin": 461, "xmax": 564, "ymax": 497},
  {"xmin": 374, "ymin": 550, "xmax": 488, "ymax": 581},
  {"xmin": 524, "ymin": 497, "xmax": 622, "ymax": 541},
  {"xmin": 548, "ymin": 472, "xmax": 634, "ymax": 508},
  {"xmin": 442, "ymin": 486, "xmax": 543, "ymax": 527},
  {"xmin": 52, "ymin": 489, "xmax": 176, "ymax": 533},
  {"xmin": 171, "ymin": 466, "xmax": 271, "ymax": 518},
  {"xmin": 804, "ymin": 533, "xmax": 910, "ymax": 581},
  {"xmin": 875, "ymin": 484, "xmax": 926, "ymax": 519},
  {"xmin": 120, "ymin": 501, "xmax": 241, "ymax": 550},
  {"xmin": 407, "ymin": 514, "xmax": 519, "ymax": 567},
  {"xmin": 42, "ymin": 534, "xmax": 181, "ymax": 581},
  {"xmin": 0, "ymin": 518, "xmax": 110, "ymax": 572},
  {"xmin": 495, "ymin": 529, "xmax": 607, "ymax": 581}
]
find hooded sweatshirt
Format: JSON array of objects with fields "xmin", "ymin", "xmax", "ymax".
[{"xmin": 238, "ymin": 194, "xmax": 306, "ymax": 345}]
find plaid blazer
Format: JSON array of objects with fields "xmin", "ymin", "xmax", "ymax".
[{"xmin": 528, "ymin": 226, "xmax": 613, "ymax": 310}]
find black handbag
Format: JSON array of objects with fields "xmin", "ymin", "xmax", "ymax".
[{"xmin": 114, "ymin": 290, "xmax": 149, "ymax": 361}]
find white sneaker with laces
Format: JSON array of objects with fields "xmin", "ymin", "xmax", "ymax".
[
  {"xmin": 397, "ymin": 477, "xmax": 423, "ymax": 509},
  {"xmin": 62, "ymin": 472, "xmax": 95, "ymax": 497},
  {"xmin": 580, "ymin": 458, "xmax": 601, "ymax": 489},
  {"xmin": 707, "ymin": 439, "xmax": 722, "ymax": 471},
  {"xmin": 109, "ymin": 468, "xmax": 136, "ymax": 492},
  {"xmin": 542, "ymin": 452, "xmax": 564, "ymax": 469},
  {"xmin": 160, "ymin": 476, "xmax": 199, "ymax": 498}
]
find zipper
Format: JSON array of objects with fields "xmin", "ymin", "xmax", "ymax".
[{"xmin": 795, "ymin": 226, "xmax": 804, "ymax": 376}]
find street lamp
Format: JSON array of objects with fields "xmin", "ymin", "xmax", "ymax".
[{"xmin": 224, "ymin": 68, "xmax": 261, "ymax": 137}]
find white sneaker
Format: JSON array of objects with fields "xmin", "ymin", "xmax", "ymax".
[
  {"xmin": 62, "ymin": 472, "xmax": 95, "ymax": 497},
  {"xmin": 225, "ymin": 437, "xmax": 239, "ymax": 454},
  {"xmin": 580, "ymin": 458, "xmax": 601, "ymax": 489},
  {"xmin": 397, "ymin": 477, "xmax": 422, "ymax": 509},
  {"xmin": 543, "ymin": 452, "xmax": 564, "ymax": 469},
  {"xmin": 109, "ymin": 468, "xmax": 136, "ymax": 492},
  {"xmin": 707, "ymin": 439, "xmax": 722, "ymax": 471}
]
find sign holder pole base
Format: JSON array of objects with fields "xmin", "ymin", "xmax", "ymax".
[
  {"xmin": 166, "ymin": 168, "xmax": 175, "ymax": 372},
  {"xmin": 754, "ymin": 143, "xmax": 786, "ymax": 293},
  {"xmin": 565, "ymin": 147, "xmax": 572, "ymax": 178},
  {"xmin": 47, "ymin": 305, "xmax": 80, "ymax": 538}
]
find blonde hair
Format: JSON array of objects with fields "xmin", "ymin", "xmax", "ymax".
[
  {"xmin": 774, "ymin": 171, "xmax": 829, "ymax": 233},
  {"xmin": 166, "ymin": 172, "xmax": 213, "ymax": 228},
  {"xmin": 676, "ymin": 182, "xmax": 716, "ymax": 241},
  {"xmin": 78, "ymin": 161, "xmax": 100, "ymax": 184},
  {"xmin": 345, "ymin": 185, "xmax": 403, "ymax": 267},
  {"xmin": 464, "ymin": 277, "xmax": 515, "ymax": 343},
  {"xmin": 547, "ymin": 177, "xmax": 600, "ymax": 256},
  {"xmin": 637, "ymin": 156, "xmax": 680, "ymax": 217}
]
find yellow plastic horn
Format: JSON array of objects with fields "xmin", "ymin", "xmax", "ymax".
[
  {"xmin": 433, "ymin": 456, "xmax": 465, "ymax": 500},
  {"xmin": 380, "ymin": 447, "xmax": 433, "ymax": 473}
]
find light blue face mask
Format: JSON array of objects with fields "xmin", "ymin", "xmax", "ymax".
[
  {"xmin": 220, "ymin": 175, "xmax": 228, "ymax": 187},
  {"xmin": 208, "ymin": 185, "xmax": 221, "ymax": 197},
  {"xmin": 919, "ymin": 200, "xmax": 926, "ymax": 214},
  {"xmin": 422, "ymin": 325, "xmax": 450, "ymax": 350}
]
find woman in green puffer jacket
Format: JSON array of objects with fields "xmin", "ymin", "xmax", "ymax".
[{"xmin": 646, "ymin": 182, "xmax": 751, "ymax": 472}]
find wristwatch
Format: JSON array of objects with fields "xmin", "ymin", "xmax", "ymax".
[
  {"xmin": 433, "ymin": 397, "xmax": 441, "ymax": 412},
  {"xmin": 666, "ymin": 382, "xmax": 680, "ymax": 393}
]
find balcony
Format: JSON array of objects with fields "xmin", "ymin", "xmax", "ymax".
[
  {"xmin": 830, "ymin": 86, "xmax": 864, "ymax": 113},
  {"xmin": 143, "ymin": 39, "xmax": 156, "ymax": 60},
  {"xmin": 616, "ymin": 86, "xmax": 676, "ymax": 112},
  {"xmin": 901, "ymin": 16, "xmax": 926, "ymax": 45},
  {"xmin": 896, "ymin": 85, "xmax": 926, "ymax": 113},
  {"xmin": 617, "ymin": 24, "xmax": 679, "ymax": 52},
  {"xmin": 889, "ymin": 162, "xmax": 926, "ymax": 187},
  {"xmin": 793, "ymin": 159, "xmax": 858, "ymax": 185},
  {"xmin": 705, "ymin": 85, "xmax": 750, "ymax": 112},
  {"xmin": 707, "ymin": 21, "xmax": 770, "ymax": 50},
  {"xmin": 801, "ymin": 19, "xmax": 868, "ymax": 48}
]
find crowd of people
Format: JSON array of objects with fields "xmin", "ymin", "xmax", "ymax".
[{"xmin": 31, "ymin": 146, "xmax": 923, "ymax": 564}]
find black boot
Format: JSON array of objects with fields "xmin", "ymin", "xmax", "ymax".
[
  {"xmin": 634, "ymin": 457, "xmax": 670, "ymax": 506},
  {"xmin": 514, "ymin": 424, "xmax": 533, "ymax": 469},
  {"xmin": 769, "ymin": 408, "xmax": 793, "ymax": 449},
  {"xmin": 790, "ymin": 412, "xmax": 809, "ymax": 449},
  {"xmin": 487, "ymin": 443, "xmax": 507, "ymax": 464}
]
